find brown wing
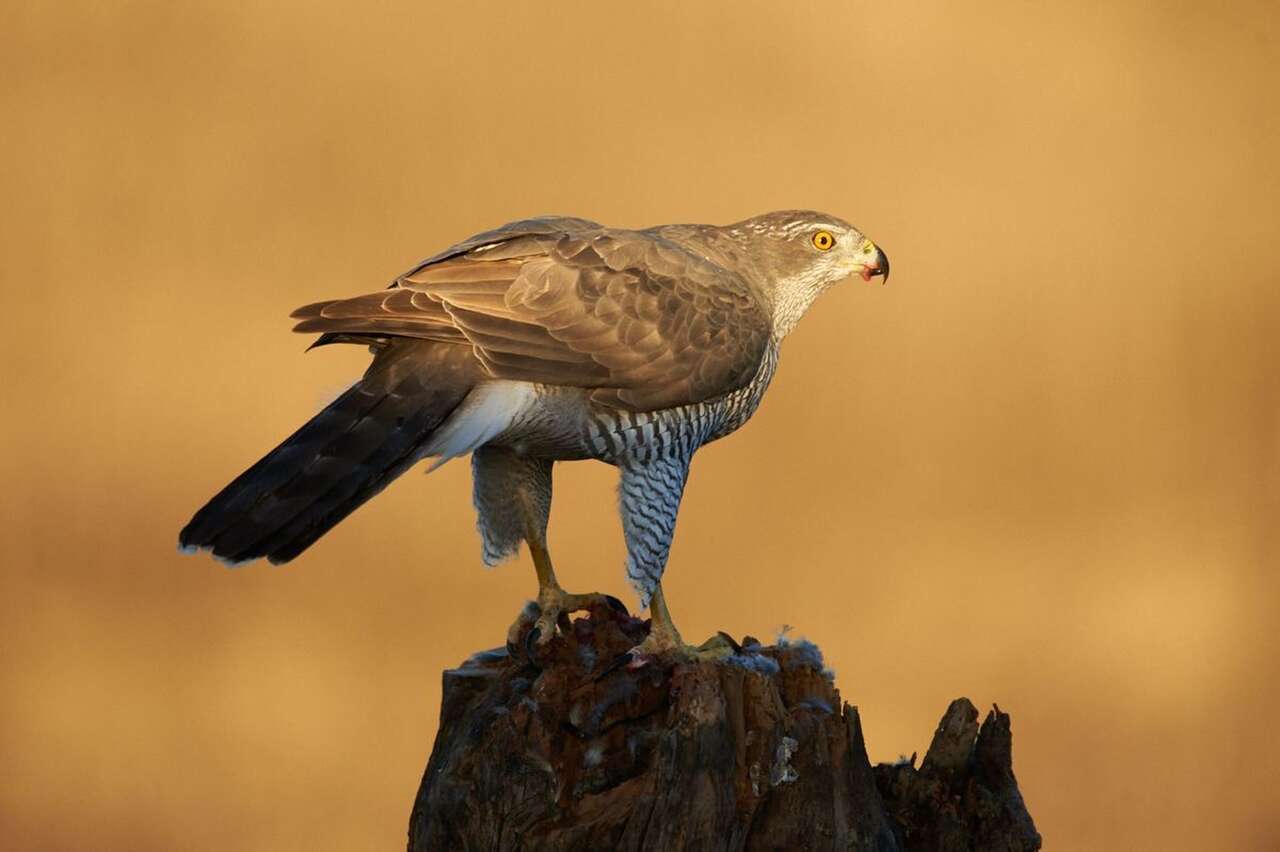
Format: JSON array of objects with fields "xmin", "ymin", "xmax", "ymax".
[{"xmin": 291, "ymin": 218, "xmax": 772, "ymax": 412}]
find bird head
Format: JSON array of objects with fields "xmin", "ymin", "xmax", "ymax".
[
  {"xmin": 736, "ymin": 210, "xmax": 888, "ymax": 287},
  {"xmin": 718, "ymin": 210, "xmax": 889, "ymax": 337}
]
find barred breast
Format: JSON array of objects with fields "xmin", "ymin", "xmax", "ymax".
[{"xmin": 488, "ymin": 343, "xmax": 781, "ymax": 466}]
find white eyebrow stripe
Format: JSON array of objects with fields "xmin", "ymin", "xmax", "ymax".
[{"xmin": 781, "ymin": 219, "xmax": 834, "ymax": 235}]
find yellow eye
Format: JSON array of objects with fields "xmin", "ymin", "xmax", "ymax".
[{"xmin": 812, "ymin": 230, "xmax": 835, "ymax": 251}]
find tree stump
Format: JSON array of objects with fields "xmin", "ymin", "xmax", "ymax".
[{"xmin": 408, "ymin": 602, "xmax": 1040, "ymax": 851}]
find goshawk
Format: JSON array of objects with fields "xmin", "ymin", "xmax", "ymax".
[{"xmin": 179, "ymin": 211, "xmax": 888, "ymax": 657}]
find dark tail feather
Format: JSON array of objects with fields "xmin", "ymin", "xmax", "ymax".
[{"xmin": 179, "ymin": 342, "xmax": 476, "ymax": 565}]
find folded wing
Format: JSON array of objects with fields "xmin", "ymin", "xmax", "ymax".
[{"xmin": 291, "ymin": 218, "xmax": 772, "ymax": 412}]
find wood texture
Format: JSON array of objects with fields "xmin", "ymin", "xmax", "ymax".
[{"xmin": 408, "ymin": 603, "xmax": 1040, "ymax": 851}]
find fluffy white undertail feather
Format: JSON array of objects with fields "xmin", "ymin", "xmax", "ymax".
[{"xmin": 422, "ymin": 381, "xmax": 535, "ymax": 471}]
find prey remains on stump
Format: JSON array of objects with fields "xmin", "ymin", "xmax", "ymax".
[{"xmin": 409, "ymin": 604, "xmax": 1040, "ymax": 852}]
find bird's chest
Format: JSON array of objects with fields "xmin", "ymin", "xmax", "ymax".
[
  {"xmin": 496, "ymin": 394, "xmax": 717, "ymax": 465},
  {"xmin": 585, "ymin": 347, "xmax": 780, "ymax": 462},
  {"xmin": 494, "ymin": 347, "xmax": 780, "ymax": 464},
  {"xmin": 708, "ymin": 347, "xmax": 779, "ymax": 440}
]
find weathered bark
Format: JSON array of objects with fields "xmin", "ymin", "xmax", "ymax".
[{"xmin": 408, "ymin": 602, "xmax": 1040, "ymax": 851}]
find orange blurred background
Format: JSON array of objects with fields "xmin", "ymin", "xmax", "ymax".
[{"xmin": 2, "ymin": 1, "xmax": 1277, "ymax": 849}]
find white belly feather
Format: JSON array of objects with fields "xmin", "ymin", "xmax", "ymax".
[{"xmin": 422, "ymin": 381, "xmax": 540, "ymax": 471}]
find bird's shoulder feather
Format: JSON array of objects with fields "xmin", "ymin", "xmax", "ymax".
[{"xmin": 291, "ymin": 218, "xmax": 773, "ymax": 412}]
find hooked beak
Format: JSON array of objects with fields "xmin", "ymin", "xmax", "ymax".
[{"xmin": 859, "ymin": 245, "xmax": 890, "ymax": 284}]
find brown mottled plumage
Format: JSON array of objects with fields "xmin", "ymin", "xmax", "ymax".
[{"xmin": 291, "ymin": 216, "xmax": 773, "ymax": 411}]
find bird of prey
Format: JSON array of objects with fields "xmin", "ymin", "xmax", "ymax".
[{"xmin": 179, "ymin": 210, "xmax": 888, "ymax": 659}]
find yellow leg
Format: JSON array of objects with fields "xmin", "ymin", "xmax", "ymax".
[
  {"xmin": 629, "ymin": 582, "xmax": 735, "ymax": 661},
  {"xmin": 530, "ymin": 539, "xmax": 558, "ymax": 592},
  {"xmin": 643, "ymin": 584, "xmax": 684, "ymax": 651}
]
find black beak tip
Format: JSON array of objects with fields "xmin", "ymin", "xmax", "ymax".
[{"xmin": 876, "ymin": 248, "xmax": 890, "ymax": 284}]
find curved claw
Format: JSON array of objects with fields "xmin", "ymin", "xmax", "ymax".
[
  {"xmin": 524, "ymin": 626, "xmax": 542, "ymax": 666},
  {"xmin": 508, "ymin": 590, "xmax": 632, "ymax": 671},
  {"xmin": 714, "ymin": 631, "xmax": 742, "ymax": 654},
  {"xmin": 595, "ymin": 651, "xmax": 634, "ymax": 681}
]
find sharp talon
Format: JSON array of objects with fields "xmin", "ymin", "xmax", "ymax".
[
  {"xmin": 603, "ymin": 594, "xmax": 629, "ymax": 615},
  {"xmin": 596, "ymin": 652, "xmax": 633, "ymax": 681},
  {"xmin": 524, "ymin": 627, "xmax": 542, "ymax": 664},
  {"xmin": 716, "ymin": 631, "xmax": 742, "ymax": 654}
]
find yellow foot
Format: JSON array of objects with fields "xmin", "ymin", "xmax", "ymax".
[
  {"xmin": 506, "ymin": 587, "xmax": 628, "ymax": 659},
  {"xmin": 595, "ymin": 631, "xmax": 740, "ymax": 679},
  {"xmin": 597, "ymin": 583, "xmax": 738, "ymax": 673},
  {"xmin": 638, "ymin": 629, "xmax": 739, "ymax": 661}
]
